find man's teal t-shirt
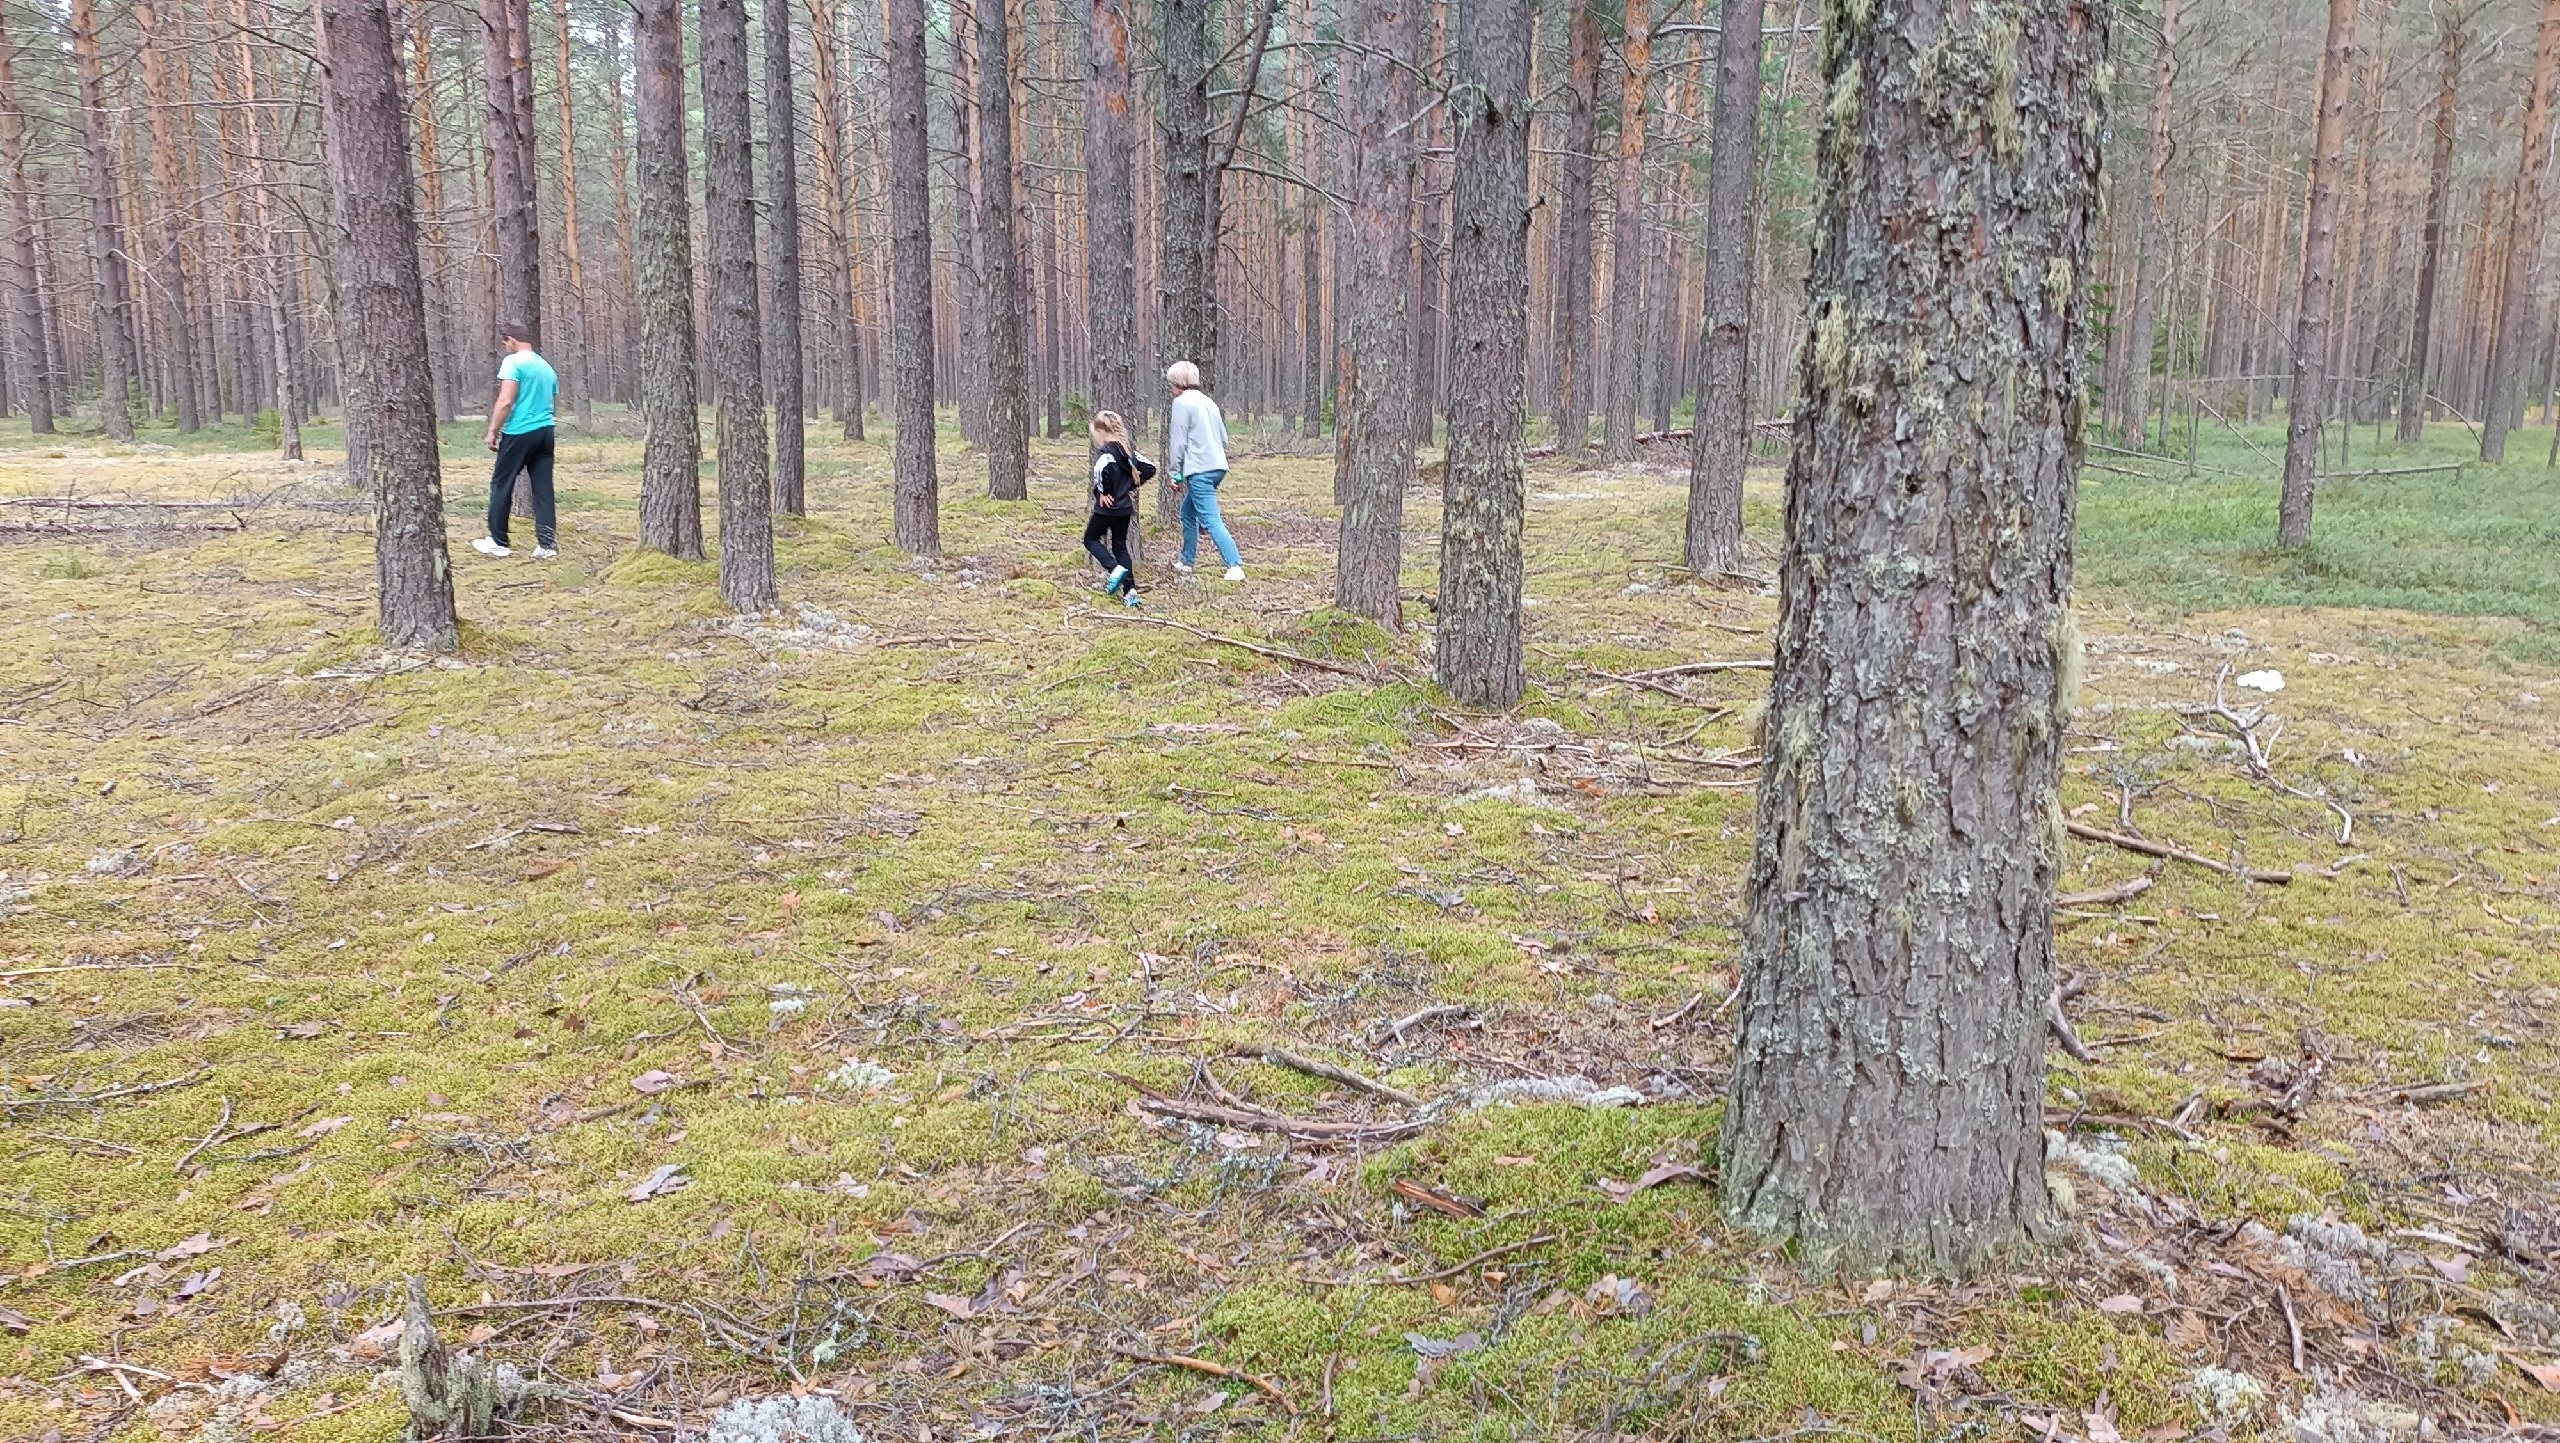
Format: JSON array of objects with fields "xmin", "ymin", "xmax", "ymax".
[{"xmin": 499, "ymin": 351, "xmax": 558, "ymax": 434}]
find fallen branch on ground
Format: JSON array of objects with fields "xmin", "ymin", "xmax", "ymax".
[
  {"xmin": 2063, "ymin": 820, "xmax": 2293, "ymax": 884},
  {"xmin": 1110, "ymin": 1348, "xmax": 1297, "ymax": 1415},
  {"xmin": 2056, "ymin": 876, "xmax": 2155, "ymax": 908},
  {"xmin": 1369, "ymin": 1004, "xmax": 1474, "ymax": 1046},
  {"xmin": 1110, "ymin": 1072, "xmax": 1427, "ymax": 1142},
  {"xmin": 1093, "ymin": 609, "xmax": 1377, "ymax": 678},
  {"xmin": 1229, "ymin": 1044, "xmax": 1423, "ymax": 1109},
  {"xmin": 1312, "ymin": 1233, "xmax": 1561, "ymax": 1288},
  {"xmin": 2, "ymin": 1067, "xmax": 210, "ymax": 1117}
]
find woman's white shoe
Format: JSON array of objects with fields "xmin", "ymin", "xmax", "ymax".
[{"xmin": 1223, "ymin": 566, "xmax": 1245, "ymax": 582}]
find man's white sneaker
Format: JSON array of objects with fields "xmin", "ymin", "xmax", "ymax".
[
  {"xmin": 1223, "ymin": 566, "xmax": 1246, "ymax": 582},
  {"xmin": 472, "ymin": 536, "xmax": 511, "ymax": 558},
  {"xmin": 1170, "ymin": 562, "xmax": 1194, "ymax": 575},
  {"xmin": 531, "ymin": 546, "xmax": 558, "ymax": 560}
]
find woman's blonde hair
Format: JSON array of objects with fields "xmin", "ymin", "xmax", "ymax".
[
  {"xmin": 1089, "ymin": 410, "xmax": 1129, "ymax": 447},
  {"xmin": 1165, "ymin": 360, "xmax": 1201, "ymax": 391}
]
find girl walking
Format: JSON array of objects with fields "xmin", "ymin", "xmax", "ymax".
[{"xmin": 1084, "ymin": 411, "xmax": 1155, "ymax": 606}]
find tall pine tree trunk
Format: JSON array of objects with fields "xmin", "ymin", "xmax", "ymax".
[
  {"xmin": 2399, "ymin": 21, "xmax": 2459, "ymax": 442},
  {"xmin": 481, "ymin": 0, "xmax": 541, "ymax": 342},
  {"xmin": 2482, "ymin": 0, "xmax": 2560, "ymax": 463},
  {"xmin": 2119, "ymin": 0, "xmax": 2180, "ymax": 452},
  {"xmin": 1598, "ymin": 0, "xmax": 1651, "ymax": 462},
  {"xmin": 554, "ymin": 0, "xmax": 593, "ymax": 427},
  {"xmin": 701, "ymin": 0, "xmax": 777, "ymax": 610},
  {"xmin": 1085, "ymin": 0, "xmax": 1138, "ymax": 427},
  {"xmin": 2277, "ymin": 0, "xmax": 2357, "ymax": 548},
  {"xmin": 978, "ymin": 0, "xmax": 1029, "ymax": 499},
  {"xmin": 1332, "ymin": 0, "xmax": 1419, "ymax": 627},
  {"xmin": 135, "ymin": 0, "xmax": 202, "ymax": 431},
  {"xmin": 634, "ymin": 0, "xmax": 704, "ymax": 557},
  {"xmin": 1157, "ymin": 0, "xmax": 1209, "ymax": 519},
  {"xmin": 409, "ymin": 4, "xmax": 460, "ymax": 419},
  {"xmin": 1551, "ymin": 2, "xmax": 1599, "ymax": 456},
  {"xmin": 0, "ymin": 11, "xmax": 53, "ymax": 433},
  {"xmin": 1720, "ymin": 0, "xmax": 2108, "ymax": 1276},
  {"xmin": 318, "ymin": 0, "xmax": 458, "ymax": 651},
  {"xmin": 69, "ymin": 0, "xmax": 134, "ymax": 441},
  {"xmin": 764, "ymin": 0, "xmax": 807, "ymax": 513},
  {"xmin": 808, "ymin": 0, "xmax": 861, "ymax": 438},
  {"xmin": 1434, "ymin": 0, "xmax": 1531, "ymax": 707},
  {"xmin": 234, "ymin": 0, "xmax": 301, "ymax": 459},
  {"xmin": 603, "ymin": 12, "xmax": 641, "ymax": 406},
  {"xmin": 1681, "ymin": 0, "xmax": 1762, "ymax": 573},
  {"xmin": 886, "ymin": 0, "xmax": 941, "ymax": 553}
]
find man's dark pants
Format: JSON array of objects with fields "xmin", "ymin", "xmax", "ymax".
[{"xmin": 486, "ymin": 425, "xmax": 557, "ymax": 548}]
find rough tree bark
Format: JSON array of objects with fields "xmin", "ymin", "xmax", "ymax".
[
  {"xmin": 1085, "ymin": 0, "xmax": 1138, "ymax": 428},
  {"xmin": 1155, "ymin": 0, "xmax": 1209, "ymax": 518},
  {"xmin": 553, "ymin": 0, "xmax": 593, "ymax": 426},
  {"xmin": 700, "ymin": 0, "xmax": 777, "ymax": 611},
  {"xmin": 602, "ymin": 11, "xmax": 641, "ymax": 403},
  {"xmin": 0, "ymin": 11, "xmax": 53, "ymax": 433},
  {"xmin": 886, "ymin": 0, "xmax": 941, "ymax": 554},
  {"xmin": 2277, "ymin": 0, "xmax": 2357, "ymax": 549},
  {"xmin": 1433, "ymin": 0, "xmax": 1532, "ymax": 707},
  {"xmin": 634, "ymin": 0, "xmax": 704, "ymax": 558},
  {"xmin": 318, "ymin": 0, "xmax": 459, "ymax": 652},
  {"xmin": 69, "ymin": 0, "xmax": 133, "ymax": 441},
  {"xmin": 808, "ymin": 0, "xmax": 864, "ymax": 438},
  {"xmin": 1681, "ymin": 0, "xmax": 1763, "ymax": 573},
  {"xmin": 2482, "ymin": 0, "xmax": 2560, "ymax": 463},
  {"xmin": 1551, "ymin": 1, "xmax": 1599, "ymax": 456},
  {"xmin": 2118, "ymin": 0, "xmax": 2180, "ymax": 451},
  {"xmin": 763, "ymin": 0, "xmax": 807, "ymax": 514},
  {"xmin": 1719, "ymin": 0, "xmax": 2109, "ymax": 1276},
  {"xmin": 2398, "ymin": 21, "xmax": 2462, "ymax": 442},
  {"xmin": 480, "ymin": 0, "xmax": 541, "ymax": 344},
  {"xmin": 1332, "ymin": 0, "xmax": 1420, "ymax": 626},
  {"xmin": 234, "ymin": 0, "xmax": 300, "ymax": 459},
  {"xmin": 1598, "ymin": 0, "xmax": 1652, "ymax": 462},
  {"xmin": 409, "ymin": 3, "xmax": 459, "ymax": 418},
  {"xmin": 978, "ymin": 0, "xmax": 1029, "ymax": 500},
  {"xmin": 134, "ymin": 0, "xmax": 203, "ymax": 432}
]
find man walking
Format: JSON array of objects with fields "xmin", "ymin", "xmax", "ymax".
[
  {"xmin": 473, "ymin": 323, "xmax": 560, "ymax": 559},
  {"xmin": 1164, "ymin": 361, "xmax": 1244, "ymax": 581}
]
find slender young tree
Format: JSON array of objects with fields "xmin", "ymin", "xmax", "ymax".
[
  {"xmin": 1551, "ymin": 1, "xmax": 1599, "ymax": 455},
  {"xmin": 69, "ymin": 0, "xmax": 135, "ymax": 441},
  {"xmin": 886, "ymin": 0, "xmax": 941, "ymax": 553},
  {"xmin": 1598, "ymin": 0, "xmax": 1652, "ymax": 461},
  {"xmin": 2118, "ymin": 0, "xmax": 2180, "ymax": 451},
  {"xmin": 235, "ymin": 0, "xmax": 300, "ymax": 459},
  {"xmin": 634, "ymin": 0, "xmax": 704, "ymax": 557},
  {"xmin": 2482, "ymin": 0, "xmax": 2560, "ymax": 463},
  {"xmin": 554, "ymin": 0, "xmax": 593, "ymax": 426},
  {"xmin": 979, "ymin": 0, "xmax": 1029, "ymax": 500},
  {"xmin": 1334, "ymin": 0, "xmax": 1421, "ymax": 625},
  {"xmin": 318, "ymin": 0, "xmax": 459, "ymax": 651},
  {"xmin": 2277, "ymin": 0, "xmax": 2357, "ymax": 549},
  {"xmin": 0, "ymin": 10, "xmax": 54, "ymax": 434},
  {"xmin": 808, "ymin": 0, "xmax": 864, "ymax": 438},
  {"xmin": 1719, "ymin": 0, "xmax": 2109, "ymax": 1274},
  {"xmin": 134, "ymin": 0, "xmax": 203, "ymax": 431},
  {"xmin": 701, "ymin": 0, "xmax": 777, "ymax": 610},
  {"xmin": 2399, "ymin": 15, "xmax": 2463, "ymax": 442},
  {"xmin": 1435, "ymin": 0, "xmax": 1533, "ymax": 707},
  {"xmin": 764, "ymin": 0, "xmax": 808, "ymax": 513},
  {"xmin": 1681, "ymin": 0, "xmax": 1763, "ymax": 572},
  {"xmin": 1086, "ymin": 0, "xmax": 1139, "ymax": 427}
]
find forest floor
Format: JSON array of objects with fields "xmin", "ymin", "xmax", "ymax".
[{"xmin": 1, "ymin": 410, "xmax": 2557, "ymax": 1443}]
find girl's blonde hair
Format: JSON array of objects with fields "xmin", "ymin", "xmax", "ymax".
[{"xmin": 1089, "ymin": 410, "xmax": 1129, "ymax": 447}]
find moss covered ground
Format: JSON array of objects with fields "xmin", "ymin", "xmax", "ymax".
[{"xmin": 1, "ymin": 409, "xmax": 2557, "ymax": 1441}]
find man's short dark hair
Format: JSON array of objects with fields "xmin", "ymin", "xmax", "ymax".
[{"xmin": 499, "ymin": 321, "xmax": 535, "ymax": 345}]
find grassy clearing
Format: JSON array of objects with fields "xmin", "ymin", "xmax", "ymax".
[{"xmin": 0, "ymin": 411, "xmax": 2556, "ymax": 1440}]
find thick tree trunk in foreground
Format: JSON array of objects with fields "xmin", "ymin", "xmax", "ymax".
[
  {"xmin": 319, "ymin": 0, "xmax": 458, "ymax": 652},
  {"xmin": 1332, "ymin": 0, "xmax": 1420, "ymax": 627},
  {"xmin": 2118, "ymin": 0, "xmax": 2180, "ymax": 451},
  {"xmin": 1551, "ymin": 2, "xmax": 1599, "ymax": 456},
  {"xmin": 634, "ymin": 0, "xmax": 704, "ymax": 558},
  {"xmin": 1598, "ymin": 0, "xmax": 1652, "ymax": 462},
  {"xmin": 70, "ymin": 0, "xmax": 134, "ymax": 441},
  {"xmin": 1719, "ymin": 0, "xmax": 2107, "ymax": 1277},
  {"xmin": 978, "ymin": 0, "xmax": 1029, "ymax": 500},
  {"xmin": 886, "ymin": 0, "xmax": 940, "ymax": 554},
  {"xmin": 2482, "ymin": 0, "xmax": 2560, "ymax": 464},
  {"xmin": 0, "ymin": 13, "xmax": 53, "ymax": 433},
  {"xmin": 2277, "ymin": 0, "xmax": 2357, "ymax": 549},
  {"xmin": 1434, "ymin": 0, "xmax": 1532, "ymax": 707},
  {"xmin": 764, "ymin": 0, "xmax": 807, "ymax": 514},
  {"xmin": 1085, "ymin": 0, "xmax": 1138, "ymax": 428},
  {"xmin": 701, "ymin": 0, "xmax": 777, "ymax": 611},
  {"xmin": 1682, "ymin": 0, "xmax": 1763, "ymax": 573},
  {"xmin": 2399, "ymin": 19, "xmax": 2461, "ymax": 444}
]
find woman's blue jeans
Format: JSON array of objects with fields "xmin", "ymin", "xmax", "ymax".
[{"xmin": 1176, "ymin": 470, "xmax": 1243, "ymax": 569}]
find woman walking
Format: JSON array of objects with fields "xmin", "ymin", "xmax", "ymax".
[
  {"xmin": 1084, "ymin": 410, "xmax": 1155, "ymax": 606},
  {"xmin": 1164, "ymin": 362, "xmax": 1244, "ymax": 581}
]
